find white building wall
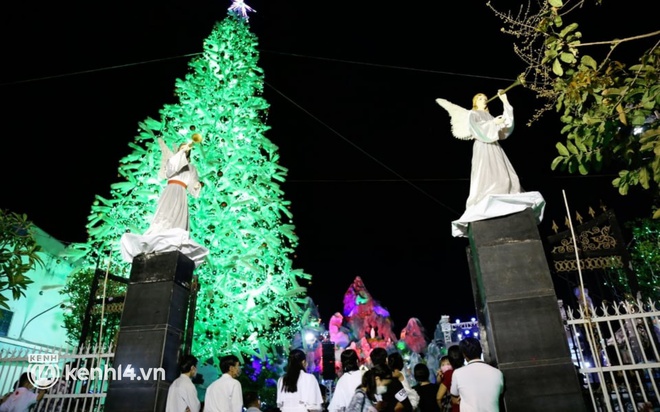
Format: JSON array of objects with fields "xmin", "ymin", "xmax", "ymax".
[{"xmin": 0, "ymin": 226, "xmax": 79, "ymax": 352}]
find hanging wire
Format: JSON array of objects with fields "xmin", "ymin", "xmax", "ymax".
[
  {"xmin": 265, "ymin": 80, "xmax": 461, "ymax": 216},
  {"xmin": 0, "ymin": 50, "xmax": 521, "ymax": 87},
  {"xmin": 2, "ymin": 48, "xmax": 620, "ymax": 244},
  {"xmin": 0, "ymin": 54, "xmax": 199, "ymax": 87},
  {"xmin": 260, "ymin": 49, "xmax": 519, "ymax": 84},
  {"xmin": 3, "ymin": 50, "xmax": 490, "ymax": 218}
]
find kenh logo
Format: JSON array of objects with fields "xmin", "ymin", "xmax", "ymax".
[
  {"xmin": 27, "ymin": 351, "xmax": 166, "ymax": 390},
  {"xmin": 27, "ymin": 353, "xmax": 61, "ymax": 390}
]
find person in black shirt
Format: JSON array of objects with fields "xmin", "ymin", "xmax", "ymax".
[
  {"xmin": 368, "ymin": 348, "xmax": 413, "ymax": 412},
  {"xmin": 411, "ymin": 364, "xmax": 441, "ymax": 412}
]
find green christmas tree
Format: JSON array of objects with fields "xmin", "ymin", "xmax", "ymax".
[{"xmin": 66, "ymin": 4, "xmax": 310, "ymax": 362}]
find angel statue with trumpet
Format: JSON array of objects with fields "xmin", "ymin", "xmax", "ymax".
[
  {"xmin": 436, "ymin": 83, "xmax": 545, "ymax": 237},
  {"xmin": 120, "ymin": 133, "xmax": 209, "ymax": 267}
]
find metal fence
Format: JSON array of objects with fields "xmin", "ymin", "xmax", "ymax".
[
  {"xmin": 0, "ymin": 344, "xmax": 114, "ymax": 412},
  {"xmin": 4, "ymin": 300, "xmax": 659, "ymax": 412},
  {"xmin": 565, "ymin": 299, "xmax": 660, "ymax": 412}
]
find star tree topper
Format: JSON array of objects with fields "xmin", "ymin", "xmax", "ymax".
[{"xmin": 228, "ymin": 0, "xmax": 256, "ymax": 20}]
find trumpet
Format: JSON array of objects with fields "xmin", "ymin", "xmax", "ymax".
[
  {"xmin": 178, "ymin": 133, "xmax": 203, "ymax": 152},
  {"xmin": 486, "ymin": 76, "xmax": 524, "ymax": 103}
]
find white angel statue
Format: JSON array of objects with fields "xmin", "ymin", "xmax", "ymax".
[
  {"xmin": 146, "ymin": 138, "xmax": 203, "ymax": 235},
  {"xmin": 436, "ymin": 92, "xmax": 545, "ymax": 237},
  {"xmin": 120, "ymin": 137, "xmax": 209, "ymax": 267}
]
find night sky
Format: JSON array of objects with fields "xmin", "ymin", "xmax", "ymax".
[{"xmin": 1, "ymin": 0, "xmax": 657, "ymax": 336}]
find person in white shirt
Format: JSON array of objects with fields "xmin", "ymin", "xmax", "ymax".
[
  {"xmin": 450, "ymin": 338, "xmax": 504, "ymax": 412},
  {"xmin": 277, "ymin": 349, "xmax": 323, "ymax": 412},
  {"xmin": 205, "ymin": 355, "xmax": 243, "ymax": 412},
  {"xmin": 166, "ymin": 354, "xmax": 201, "ymax": 412},
  {"xmin": 328, "ymin": 349, "xmax": 364, "ymax": 412},
  {"xmin": 0, "ymin": 372, "xmax": 45, "ymax": 412}
]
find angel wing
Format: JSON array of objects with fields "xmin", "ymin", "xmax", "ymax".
[
  {"xmin": 435, "ymin": 98, "xmax": 472, "ymax": 140},
  {"xmin": 157, "ymin": 137, "xmax": 175, "ymax": 180}
]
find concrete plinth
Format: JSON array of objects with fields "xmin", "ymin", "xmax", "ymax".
[
  {"xmin": 467, "ymin": 208, "xmax": 587, "ymax": 412},
  {"xmin": 105, "ymin": 251, "xmax": 194, "ymax": 412}
]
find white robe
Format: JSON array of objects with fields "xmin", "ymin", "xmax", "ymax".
[
  {"xmin": 120, "ymin": 147, "xmax": 209, "ymax": 267},
  {"xmin": 451, "ymin": 102, "xmax": 545, "ymax": 237},
  {"xmin": 465, "ymin": 102, "xmax": 520, "ymax": 208},
  {"xmin": 146, "ymin": 149, "xmax": 202, "ymax": 235}
]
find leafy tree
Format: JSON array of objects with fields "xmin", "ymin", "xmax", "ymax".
[
  {"xmin": 0, "ymin": 209, "xmax": 43, "ymax": 309},
  {"xmin": 488, "ymin": 0, "xmax": 660, "ymax": 215},
  {"xmin": 61, "ymin": 268, "xmax": 126, "ymax": 347}
]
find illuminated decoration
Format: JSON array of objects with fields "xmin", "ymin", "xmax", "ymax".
[
  {"xmin": 338, "ymin": 276, "xmax": 398, "ymax": 361},
  {"xmin": 611, "ymin": 217, "xmax": 660, "ymax": 300},
  {"xmin": 399, "ymin": 317, "xmax": 428, "ymax": 354},
  {"xmin": 289, "ymin": 297, "xmax": 326, "ymax": 374},
  {"xmin": 228, "ymin": 0, "xmax": 255, "ymax": 20},
  {"xmin": 304, "ymin": 331, "xmax": 316, "ymax": 346},
  {"xmin": 240, "ymin": 356, "xmax": 282, "ymax": 408},
  {"xmin": 328, "ymin": 312, "xmax": 350, "ymax": 349},
  {"xmin": 67, "ymin": 9, "xmax": 310, "ymax": 362},
  {"xmin": 435, "ymin": 316, "xmax": 479, "ymax": 348}
]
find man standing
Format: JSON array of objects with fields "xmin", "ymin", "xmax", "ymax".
[
  {"xmin": 166, "ymin": 354, "xmax": 201, "ymax": 412},
  {"xmin": 450, "ymin": 338, "xmax": 504, "ymax": 412},
  {"xmin": 204, "ymin": 355, "xmax": 243, "ymax": 412}
]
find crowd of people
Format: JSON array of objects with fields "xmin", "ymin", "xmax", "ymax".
[
  {"xmin": 0, "ymin": 337, "xmax": 502, "ymax": 412},
  {"xmin": 162, "ymin": 337, "xmax": 504, "ymax": 412}
]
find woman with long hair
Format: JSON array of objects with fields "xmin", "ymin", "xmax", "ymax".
[{"xmin": 277, "ymin": 349, "xmax": 324, "ymax": 412}]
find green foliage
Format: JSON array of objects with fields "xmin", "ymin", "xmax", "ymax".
[
  {"xmin": 60, "ymin": 268, "xmax": 125, "ymax": 347},
  {"xmin": 627, "ymin": 219, "xmax": 660, "ymax": 299},
  {"xmin": 551, "ymin": 44, "xmax": 660, "ymax": 200},
  {"xmin": 605, "ymin": 218, "xmax": 660, "ymax": 300},
  {"xmin": 0, "ymin": 209, "xmax": 43, "ymax": 309},
  {"xmin": 65, "ymin": 11, "xmax": 310, "ymax": 360},
  {"xmin": 490, "ymin": 0, "xmax": 660, "ymax": 216}
]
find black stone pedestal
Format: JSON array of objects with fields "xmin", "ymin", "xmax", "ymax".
[
  {"xmin": 105, "ymin": 251, "xmax": 194, "ymax": 412},
  {"xmin": 467, "ymin": 208, "xmax": 587, "ymax": 412}
]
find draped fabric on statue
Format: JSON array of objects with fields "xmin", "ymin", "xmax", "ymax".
[
  {"xmin": 465, "ymin": 101, "xmax": 521, "ymax": 208},
  {"xmin": 120, "ymin": 139, "xmax": 209, "ymax": 266},
  {"xmin": 435, "ymin": 96, "xmax": 545, "ymax": 238}
]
